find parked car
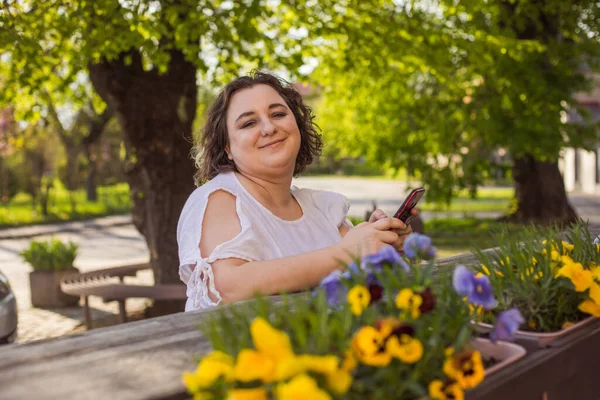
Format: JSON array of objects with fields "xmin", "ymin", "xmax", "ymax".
[{"xmin": 0, "ymin": 270, "xmax": 17, "ymax": 344}]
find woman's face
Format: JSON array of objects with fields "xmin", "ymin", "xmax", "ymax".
[{"xmin": 225, "ymin": 84, "xmax": 301, "ymax": 178}]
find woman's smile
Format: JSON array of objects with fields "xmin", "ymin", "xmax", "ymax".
[{"xmin": 259, "ymin": 137, "xmax": 286, "ymax": 149}]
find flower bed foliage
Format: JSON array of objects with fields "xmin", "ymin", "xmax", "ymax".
[
  {"xmin": 183, "ymin": 234, "xmax": 520, "ymax": 400},
  {"xmin": 471, "ymin": 222, "xmax": 600, "ymax": 333}
]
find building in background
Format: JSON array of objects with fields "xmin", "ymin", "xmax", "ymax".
[{"xmin": 561, "ymin": 74, "xmax": 600, "ymax": 194}]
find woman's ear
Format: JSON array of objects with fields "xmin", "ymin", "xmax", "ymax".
[{"xmin": 225, "ymin": 145, "xmax": 232, "ymax": 160}]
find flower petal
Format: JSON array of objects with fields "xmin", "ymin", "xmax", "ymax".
[{"xmin": 453, "ymin": 265, "xmax": 474, "ymax": 296}]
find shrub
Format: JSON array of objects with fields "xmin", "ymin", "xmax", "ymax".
[{"xmin": 19, "ymin": 238, "xmax": 78, "ymax": 271}]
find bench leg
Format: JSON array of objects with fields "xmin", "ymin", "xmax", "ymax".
[
  {"xmin": 118, "ymin": 300, "xmax": 127, "ymax": 323},
  {"xmin": 84, "ymin": 296, "xmax": 92, "ymax": 330}
]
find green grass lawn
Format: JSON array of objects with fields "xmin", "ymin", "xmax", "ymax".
[
  {"xmin": 424, "ymin": 217, "xmax": 521, "ymax": 258},
  {"xmin": 420, "ymin": 187, "xmax": 514, "ymax": 213},
  {"xmin": 0, "ymin": 183, "xmax": 131, "ymax": 228},
  {"xmin": 348, "ymin": 216, "xmax": 521, "ymax": 258}
]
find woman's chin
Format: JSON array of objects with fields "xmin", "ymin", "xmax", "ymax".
[{"xmin": 260, "ymin": 153, "xmax": 298, "ymax": 173}]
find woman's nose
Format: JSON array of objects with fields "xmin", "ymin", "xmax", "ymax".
[{"xmin": 261, "ymin": 121, "xmax": 276, "ymax": 136}]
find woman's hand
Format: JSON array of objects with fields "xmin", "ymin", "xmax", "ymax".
[
  {"xmin": 338, "ymin": 217, "xmax": 405, "ymax": 258},
  {"xmin": 368, "ymin": 208, "xmax": 419, "ymax": 253}
]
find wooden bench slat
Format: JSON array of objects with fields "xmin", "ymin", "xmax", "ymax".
[{"xmin": 59, "ymin": 263, "xmax": 186, "ymax": 329}]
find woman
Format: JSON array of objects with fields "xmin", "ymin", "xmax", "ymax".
[{"xmin": 177, "ymin": 71, "xmax": 416, "ymax": 311}]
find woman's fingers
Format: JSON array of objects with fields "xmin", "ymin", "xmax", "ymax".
[
  {"xmin": 368, "ymin": 209, "xmax": 388, "ymax": 223},
  {"xmin": 411, "ymin": 207, "xmax": 419, "ymax": 216},
  {"xmin": 372, "ymin": 217, "xmax": 407, "ymax": 231},
  {"xmin": 377, "ymin": 229, "xmax": 399, "ymax": 244},
  {"xmin": 393, "ymin": 224, "xmax": 413, "ymax": 236}
]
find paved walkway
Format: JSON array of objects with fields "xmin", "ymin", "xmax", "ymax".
[{"xmin": 1, "ymin": 177, "xmax": 599, "ymax": 344}]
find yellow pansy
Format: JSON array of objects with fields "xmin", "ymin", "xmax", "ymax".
[
  {"xmin": 443, "ymin": 349, "xmax": 485, "ymax": 389},
  {"xmin": 481, "ymin": 265, "xmax": 491, "ymax": 275},
  {"xmin": 559, "ymin": 254, "xmax": 575, "ymax": 266},
  {"xmin": 589, "ymin": 283, "xmax": 600, "ymax": 304},
  {"xmin": 297, "ymin": 355, "xmax": 338, "ymax": 375},
  {"xmin": 579, "ymin": 300, "xmax": 600, "ymax": 317},
  {"xmin": 227, "ymin": 387, "xmax": 268, "ymax": 400},
  {"xmin": 429, "ymin": 379, "xmax": 465, "ymax": 400},
  {"xmin": 386, "ymin": 334, "xmax": 424, "ymax": 364},
  {"xmin": 374, "ymin": 317, "xmax": 402, "ymax": 337},
  {"xmin": 351, "ymin": 326, "xmax": 392, "ymax": 367},
  {"xmin": 183, "ymin": 350, "xmax": 234, "ymax": 392},
  {"xmin": 561, "ymin": 241, "xmax": 575, "ymax": 253},
  {"xmin": 250, "ymin": 318, "xmax": 294, "ymax": 362},
  {"xmin": 562, "ymin": 321, "xmax": 574, "ymax": 329},
  {"xmin": 276, "ymin": 355, "xmax": 338, "ymax": 380},
  {"xmin": 469, "ymin": 304, "xmax": 484, "ymax": 316},
  {"xmin": 556, "ymin": 262, "xmax": 594, "ymax": 292},
  {"xmin": 235, "ymin": 349, "xmax": 277, "ymax": 382},
  {"xmin": 191, "ymin": 393, "xmax": 212, "ymax": 400},
  {"xmin": 524, "ymin": 267, "xmax": 543, "ymax": 281},
  {"xmin": 544, "ymin": 247, "xmax": 561, "ymax": 262},
  {"xmin": 590, "ymin": 265, "xmax": 600, "ymax": 281},
  {"xmin": 395, "ymin": 288, "xmax": 423, "ymax": 319},
  {"xmin": 347, "ymin": 285, "xmax": 371, "ymax": 316},
  {"xmin": 326, "ymin": 368, "xmax": 353, "ymax": 394},
  {"xmin": 276, "ymin": 374, "xmax": 332, "ymax": 400},
  {"xmin": 551, "ymin": 250, "xmax": 561, "ymax": 261},
  {"xmin": 528, "ymin": 320, "xmax": 537, "ymax": 330},
  {"xmin": 341, "ymin": 349, "xmax": 357, "ymax": 372}
]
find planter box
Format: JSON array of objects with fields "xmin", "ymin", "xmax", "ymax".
[
  {"xmin": 471, "ymin": 338, "xmax": 526, "ymax": 376},
  {"xmin": 475, "ymin": 316, "xmax": 597, "ymax": 347},
  {"xmin": 29, "ymin": 268, "xmax": 80, "ymax": 308}
]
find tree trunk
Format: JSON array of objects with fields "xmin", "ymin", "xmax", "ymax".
[
  {"xmin": 83, "ymin": 105, "xmax": 114, "ymax": 202},
  {"xmin": 40, "ymin": 179, "xmax": 52, "ymax": 217},
  {"xmin": 508, "ymin": 153, "xmax": 578, "ymax": 225},
  {"xmin": 65, "ymin": 145, "xmax": 79, "ymax": 214},
  {"xmin": 89, "ymin": 50, "xmax": 197, "ymax": 314},
  {"xmin": 84, "ymin": 143, "xmax": 98, "ymax": 202}
]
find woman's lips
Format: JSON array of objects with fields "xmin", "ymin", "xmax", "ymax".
[{"xmin": 260, "ymin": 138, "xmax": 286, "ymax": 148}]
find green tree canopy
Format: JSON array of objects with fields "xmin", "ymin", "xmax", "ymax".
[{"xmin": 314, "ymin": 0, "xmax": 600, "ymax": 222}]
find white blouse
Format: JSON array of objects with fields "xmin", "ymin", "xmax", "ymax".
[{"xmin": 177, "ymin": 171, "xmax": 352, "ymax": 311}]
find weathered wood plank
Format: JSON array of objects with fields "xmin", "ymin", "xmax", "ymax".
[
  {"xmin": 0, "ymin": 309, "xmax": 206, "ymax": 370},
  {"xmin": 0, "ymin": 330, "xmax": 209, "ymax": 400}
]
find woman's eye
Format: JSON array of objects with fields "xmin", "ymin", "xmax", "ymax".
[
  {"xmin": 273, "ymin": 112, "xmax": 286, "ymax": 118},
  {"xmin": 241, "ymin": 120, "xmax": 256, "ymax": 128}
]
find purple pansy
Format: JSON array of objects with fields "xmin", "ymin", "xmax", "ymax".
[
  {"xmin": 490, "ymin": 308, "xmax": 524, "ymax": 342},
  {"xmin": 345, "ymin": 262, "xmax": 360, "ymax": 276},
  {"xmin": 403, "ymin": 233, "xmax": 436, "ymax": 260},
  {"xmin": 453, "ymin": 265, "xmax": 497, "ymax": 309},
  {"xmin": 361, "ymin": 245, "xmax": 409, "ymax": 272},
  {"xmin": 317, "ymin": 270, "xmax": 347, "ymax": 307}
]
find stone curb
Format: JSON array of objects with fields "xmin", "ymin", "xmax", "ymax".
[{"xmin": 0, "ymin": 214, "xmax": 134, "ymax": 240}]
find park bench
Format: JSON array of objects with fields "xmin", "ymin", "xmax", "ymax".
[{"xmin": 60, "ymin": 263, "xmax": 186, "ymax": 329}]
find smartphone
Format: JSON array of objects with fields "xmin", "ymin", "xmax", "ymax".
[{"xmin": 393, "ymin": 188, "xmax": 425, "ymax": 224}]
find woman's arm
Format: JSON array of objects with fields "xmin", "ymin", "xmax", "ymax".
[
  {"xmin": 200, "ymin": 191, "xmax": 402, "ymax": 304},
  {"xmin": 211, "ymin": 244, "xmax": 353, "ymax": 303}
]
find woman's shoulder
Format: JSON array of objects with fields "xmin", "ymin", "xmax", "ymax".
[
  {"xmin": 185, "ymin": 172, "xmax": 240, "ymax": 203},
  {"xmin": 179, "ymin": 172, "xmax": 241, "ymax": 219},
  {"xmin": 293, "ymin": 186, "xmax": 349, "ymax": 207},
  {"xmin": 293, "ymin": 186, "xmax": 350, "ymax": 225}
]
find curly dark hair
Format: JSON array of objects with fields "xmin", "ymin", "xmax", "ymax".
[{"xmin": 192, "ymin": 71, "xmax": 323, "ymax": 185}]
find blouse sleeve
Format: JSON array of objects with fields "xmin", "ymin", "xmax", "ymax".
[
  {"xmin": 177, "ymin": 187, "xmax": 261, "ymax": 311},
  {"xmin": 305, "ymin": 189, "xmax": 352, "ymax": 229}
]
